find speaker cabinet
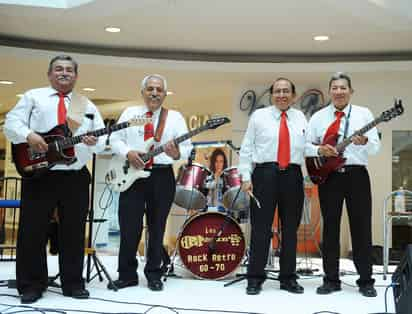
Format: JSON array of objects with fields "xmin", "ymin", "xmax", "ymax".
[{"xmin": 392, "ymin": 244, "xmax": 412, "ymax": 314}]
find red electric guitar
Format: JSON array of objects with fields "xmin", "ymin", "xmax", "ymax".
[
  {"xmin": 306, "ymin": 99, "xmax": 404, "ymax": 184},
  {"xmin": 12, "ymin": 117, "xmax": 150, "ymax": 178}
]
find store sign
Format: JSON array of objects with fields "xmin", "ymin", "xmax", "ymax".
[{"xmin": 186, "ymin": 114, "xmax": 211, "ymax": 131}]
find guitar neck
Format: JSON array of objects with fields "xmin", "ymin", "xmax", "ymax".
[
  {"xmin": 336, "ymin": 116, "xmax": 384, "ymax": 152},
  {"xmin": 141, "ymin": 124, "xmax": 209, "ymax": 162},
  {"xmin": 59, "ymin": 121, "xmax": 131, "ymax": 149}
]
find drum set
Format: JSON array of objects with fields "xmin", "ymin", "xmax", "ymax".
[{"xmin": 171, "ymin": 163, "xmax": 251, "ymax": 279}]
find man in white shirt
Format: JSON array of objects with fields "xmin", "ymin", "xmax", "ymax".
[
  {"xmin": 108, "ymin": 74, "xmax": 191, "ymax": 291},
  {"xmin": 4, "ymin": 55, "xmax": 105, "ymax": 303},
  {"xmin": 305, "ymin": 72, "xmax": 380, "ymax": 297},
  {"xmin": 239, "ymin": 78, "xmax": 307, "ymax": 295}
]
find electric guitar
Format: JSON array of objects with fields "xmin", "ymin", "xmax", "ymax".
[
  {"xmin": 12, "ymin": 117, "xmax": 151, "ymax": 178},
  {"xmin": 105, "ymin": 116, "xmax": 230, "ymax": 192},
  {"xmin": 305, "ymin": 99, "xmax": 404, "ymax": 184}
]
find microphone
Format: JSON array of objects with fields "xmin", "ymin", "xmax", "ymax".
[{"xmin": 188, "ymin": 147, "xmax": 196, "ymax": 166}]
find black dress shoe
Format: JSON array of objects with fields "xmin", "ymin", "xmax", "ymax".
[
  {"xmin": 280, "ymin": 280, "xmax": 304, "ymax": 294},
  {"xmin": 63, "ymin": 288, "xmax": 90, "ymax": 299},
  {"xmin": 148, "ymin": 279, "xmax": 163, "ymax": 291},
  {"xmin": 21, "ymin": 290, "xmax": 42, "ymax": 304},
  {"xmin": 359, "ymin": 285, "xmax": 377, "ymax": 297},
  {"xmin": 316, "ymin": 281, "xmax": 342, "ymax": 295},
  {"xmin": 107, "ymin": 278, "xmax": 139, "ymax": 290},
  {"xmin": 246, "ymin": 282, "xmax": 262, "ymax": 295}
]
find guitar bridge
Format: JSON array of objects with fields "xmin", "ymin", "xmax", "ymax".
[{"xmin": 28, "ymin": 148, "xmax": 45, "ymax": 161}]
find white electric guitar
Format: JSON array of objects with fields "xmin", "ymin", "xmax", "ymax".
[{"xmin": 105, "ymin": 117, "xmax": 230, "ymax": 192}]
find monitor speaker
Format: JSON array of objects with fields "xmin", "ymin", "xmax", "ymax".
[{"xmin": 392, "ymin": 244, "xmax": 412, "ymax": 314}]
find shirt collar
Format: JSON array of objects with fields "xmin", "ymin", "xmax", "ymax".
[
  {"xmin": 330, "ymin": 102, "xmax": 351, "ymax": 116},
  {"xmin": 144, "ymin": 105, "xmax": 162, "ymax": 117},
  {"xmin": 272, "ymin": 105, "xmax": 291, "ymax": 120},
  {"xmin": 47, "ymin": 86, "xmax": 72, "ymax": 100}
]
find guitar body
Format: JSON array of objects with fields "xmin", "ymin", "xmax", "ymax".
[
  {"xmin": 105, "ymin": 138, "xmax": 154, "ymax": 192},
  {"xmin": 12, "ymin": 125, "xmax": 75, "ymax": 178},
  {"xmin": 305, "ymin": 134, "xmax": 346, "ymax": 185}
]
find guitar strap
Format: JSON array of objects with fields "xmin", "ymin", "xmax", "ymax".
[
  {"xmin": 66, "ymin": 92, "xmax": 88, "ymax": 134},
  {"xmin": 342, "ymin": 104, "xmax": 352, "ymax": 140},
  {"xmin": 154, "ymin": 107, "xmax": 168, "ymax": 142}
]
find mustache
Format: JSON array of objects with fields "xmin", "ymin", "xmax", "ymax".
[
  {"xmin": 57, "ymin": 75, "xmax": 71, "ymax": 80},
  {"xmin": 150, "ymin": 95, "xmax": 161, "ymax": 100}
]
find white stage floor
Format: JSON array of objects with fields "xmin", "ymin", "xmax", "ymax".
[{"xmin": 0, "ymin": 256, "xmax": 397, "ymax": 314}]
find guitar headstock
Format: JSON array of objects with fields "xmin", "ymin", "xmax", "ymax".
[
  {"xmin": 128, "ymin": 116, "xmax": 153, "ymax": 127},
  {"xmin": 381, "ymin": 98, "xmax": 404, "ymax": 122},
  {"xmin": 205, "ymin": 116, "xmax": 231, "ymax": 129}
]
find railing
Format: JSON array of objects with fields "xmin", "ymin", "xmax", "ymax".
[{"xmin": 0, "ymin": 177, "xmax": 21, "ymax": 261}]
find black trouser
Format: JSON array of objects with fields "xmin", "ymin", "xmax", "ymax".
[
  {"xmin": 318, "ymin": 166, "xmax": 374, "ymax": 287},
  {"xmin": 16, "ymin": 168, "xmax": 90, "ymax": 294},
  {"xmin": 247, "ymin": 163, "xmax": 304, "ymax": 282},
  {"xmin": 117, "ymin": 166, "xmax": 175, "ymax": 281}
]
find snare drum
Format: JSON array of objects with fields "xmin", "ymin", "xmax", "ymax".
[
  {"xmin": 221, "ymin": 167, "xmax": 250, "ymax": 211},
  {"xmin": 174, "ymin": 163, "xmax": 211, "ymax": 210},
  {"xmin": 178, "ymin": 211, "xmax": 245, "ymax": 279}
]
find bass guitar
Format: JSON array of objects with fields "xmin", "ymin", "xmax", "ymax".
[
  {"xmin": 306, "ymin": 99, "xmax": 404, "ymax": 184},
  {"xmin": 105, "ymin": 116, "xmax": 230, "ymax": 192},
  {"xmin": 12, "ymin": 117, "xmax": 150, "ymax": 178}
]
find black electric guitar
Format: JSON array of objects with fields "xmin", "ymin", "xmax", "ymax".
[{"xmin": 306, "ymin": 99, "xmax": 404, "ymax": 184}]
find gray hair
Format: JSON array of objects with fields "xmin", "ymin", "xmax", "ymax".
[
  {"xmin": 328, "ymin": 72, "xmax": 353, "ymax": 90},
  {"xmin": 48, "ymin": 55, "xmax": 78, "ymax": 74},
  {"xmin": 140, "ymin": 74, "xmax": 168, "ymax": 93}
]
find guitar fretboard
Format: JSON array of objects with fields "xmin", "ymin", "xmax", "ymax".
[
  {"xmin": 336, "ymin": 115, "xmax": 385, "ymax": 152},
  {"xmin": 141, "ymin": 124, "xmax": 211, "ymax": 163}
]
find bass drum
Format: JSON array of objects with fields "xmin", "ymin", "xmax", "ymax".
[
  {"xmin": 178, "ymin": 212, "xmax": 245, "ymax": 279},
  {"xmin": 174, "ymin": 163, "xmax": 211, "ymax": 210}
]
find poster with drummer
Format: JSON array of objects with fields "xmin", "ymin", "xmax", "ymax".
[{"xmin": 167, "ymin": 141, "xmax": 250, "ymax": 280}]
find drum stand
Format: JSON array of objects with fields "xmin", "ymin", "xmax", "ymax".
[
  {"xmin": 162, "ymin": 210, "xmax": 193, "ymax": 282},
  {"xmin": 296, "ymin": 194, "xmax": 321, "ymax": 275},
  {"xmin": 224, "ymin": 225, "xmax": 280, "ymax": 287}
]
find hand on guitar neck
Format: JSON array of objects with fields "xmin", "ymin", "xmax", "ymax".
[
  {"xmin": 351, "ymin": 135, "xmax": 368, "ymax": 146},
  {"xmin": 164, "ymin": 140, "xmax": 180, "ymax": 160}
]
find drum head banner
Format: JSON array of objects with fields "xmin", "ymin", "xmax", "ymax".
[{"xmin": 178, "ymin": 212, "xmax": 245, "ymax": 279}]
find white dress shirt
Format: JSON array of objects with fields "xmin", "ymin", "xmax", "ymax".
[
  {"xmin": 4, "ymin": 86, "xmax": 106, "ymax": 170},
  {"xmin": 305, "ymin": 103, "xmax": 381, "ymax": 165},
  {"xmin": 239, "ymin": 105, "xmax": 307, "ymax": 182},
  {"xmin": 110, "ymin": 105, "xmax": 192, "ymax": 164}
]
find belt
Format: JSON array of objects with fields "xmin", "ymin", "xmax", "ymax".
[
  {"xmin": 335, "ymin": 165, "xmax": 366, "ymax": 173},
  {"xmin": 146, "ymin": 164, "xmax": 172, "ymax": 170},
  {"xmin": 255, "ymin": 162, "xmax": 301, "ymax": 171}
]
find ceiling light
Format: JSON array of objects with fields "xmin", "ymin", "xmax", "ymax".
[
  {"xmin": 105, "ymin": 27, "xmax": 121, "ymax": 33},
  {"xmin": 83, "ymin": 87, "xmax": 96, "ymax": 92},
  {"xmin": 313, "ymin": 35, "xmax": 329, "ymax": 41},
  {"xmin": 167, "ymin": 91, "xmax": 174, "ymax": 95},
  {"xmin": 0, "ymin": 80, "xmax": 14, "ymax": 85}
]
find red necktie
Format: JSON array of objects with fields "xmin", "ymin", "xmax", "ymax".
[
  {"xmin": 323, "ymin": 111, "xmax": 345, "ymax": 142},
  {"xmin": 57, "ymin": 92, "xmax": 67, "ymax": 125},
  {"xmin": 144, "ymin": 111, "xmax": 154, "ymax": 168},
  {"xmin": 277, "ymin": 111, "xmax": 290, "ymax": 169}
]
